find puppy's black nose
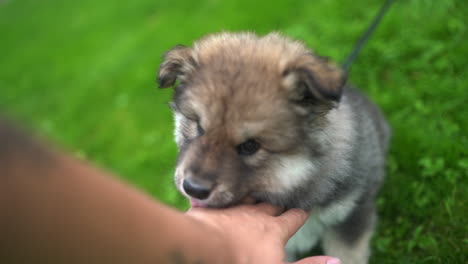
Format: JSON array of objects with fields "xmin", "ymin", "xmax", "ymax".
[{"xmin": 183, "ymin": 179, "xmax": 212, "ymax": 200}]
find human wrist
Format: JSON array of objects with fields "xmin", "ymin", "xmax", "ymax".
[{"xmin": 183, "ymin": 215, "xmax": 238, "ymax": 264}]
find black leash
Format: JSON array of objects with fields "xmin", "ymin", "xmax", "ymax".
[{"xmin": 342, "ymin": 0, "xmax": 395, "ymax": 71}]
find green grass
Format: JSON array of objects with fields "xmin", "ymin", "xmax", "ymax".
[{"xmin": 1, "ymin": 0, "xmax": 466, "ymax": 263}]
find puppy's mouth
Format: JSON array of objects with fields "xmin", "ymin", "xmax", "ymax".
[
  {"xmin": 189, "ymin": 198, "xmax": 208, "ymax": 208},
  {"xmin": 188, "ymin": 195, "xmax": 256, "ymax": 209}
]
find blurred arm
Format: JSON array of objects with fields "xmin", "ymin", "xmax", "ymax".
[{"xmin": 0, "ymin": 119, "xmax": 233, "ymax": 264}]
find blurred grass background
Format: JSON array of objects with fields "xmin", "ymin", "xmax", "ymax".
[{"xmin": 1, "ymin": 0, "xmax": 467, "ymax": 263}]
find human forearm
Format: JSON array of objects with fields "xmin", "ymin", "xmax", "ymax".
[{"xmin": 0, "ymin": 120, "xmax": 234, "ymax": 264}]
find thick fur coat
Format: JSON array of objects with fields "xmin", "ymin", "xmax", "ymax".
[{"xmin": 158, "ymin": 32, "xmax": 391, "ymax": 264}]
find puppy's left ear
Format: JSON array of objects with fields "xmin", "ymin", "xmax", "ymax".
[
  {"xmin": 284, "ymin": 53, "xmax": 347, "ymax": 105},
  {"xmin": 157, "ymin": 45, "xmax": 196, "ymax": 88}
]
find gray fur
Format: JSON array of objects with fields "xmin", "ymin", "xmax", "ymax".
[{"xmin": 158, "ymin": 32, "xmax": 391, "ymax": 264}]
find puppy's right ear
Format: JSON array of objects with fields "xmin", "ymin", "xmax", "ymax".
[{"xmin": 157, "ymin": 45, "xmax": 196, "ymax": 88}]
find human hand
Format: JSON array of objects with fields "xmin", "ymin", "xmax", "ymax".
[{"xmin": 186, "ymin": 203, "xmax": 341, "ymax": 264}]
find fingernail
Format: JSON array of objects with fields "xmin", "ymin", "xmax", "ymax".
[{"xmin": 326, "ymin": 258, "xmax": 341, "ymax": 264}]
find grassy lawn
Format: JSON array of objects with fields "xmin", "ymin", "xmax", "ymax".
[{"xmin": 1, "ymin": 0, "xmax": 466, "ymax": 263}]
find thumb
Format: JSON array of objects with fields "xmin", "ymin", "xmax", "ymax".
[
  {"xmin": 276, "ymin": 208, "xmax": 309, "ymax": 242},
  {"xmin": 289, "ymin": 256, "xmax": 341, "ymax": 264}
]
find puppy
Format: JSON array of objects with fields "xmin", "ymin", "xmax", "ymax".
[{"xmin": 158, "ymin": 32, "xmax": 391, "ymax": 264}]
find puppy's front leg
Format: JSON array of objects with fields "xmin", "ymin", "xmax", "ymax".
[
  {"xmin": 286, "ymin": 215, "xmax": 324, "ymax": 261},
  {"xmin": 321, "ymin": 199, "xmax": 377, "ymax": 264}
]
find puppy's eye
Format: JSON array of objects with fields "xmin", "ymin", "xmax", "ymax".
[
  {"xmin": 188, "ymin": 118, "xmax": 204, "ymax": 137},
  {"xmin": 196, "ymin": 122, "xmax": 204, "ymax": 136},
  {"xmin": 237, "ymin": 139, "xmax": 260, "ymax": 155}
]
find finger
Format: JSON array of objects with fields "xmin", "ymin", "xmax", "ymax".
[
  {"xmin": 185, "ymin": 205, "xmax": 203, "ymax": 213},
  {"xmin": 276, "ymin": 208, "xmax": 309, "ymax": 242},
  {"xmin": 289, "ymin": 256, "xmax": 341, "ymax": 264},
  {"xmin": 249, "ymin": 202, "xmax": 284, "ymax": 216},
  {"xmin": 185, "ymin": 206, "xmax": 211, "ymax": 217},
  {"xmin": 185, "ymin": 207, "xmax": 198, "ymax": 214}
]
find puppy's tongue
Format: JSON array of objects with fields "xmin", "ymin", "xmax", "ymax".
[{"xmin": 189, "ymin": 199, "xmax": 206, "ymax": 208}]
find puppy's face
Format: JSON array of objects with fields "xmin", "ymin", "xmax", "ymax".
[{"xmin": 158, "ymin": 33, "xmax": 345, "ymax": 208}]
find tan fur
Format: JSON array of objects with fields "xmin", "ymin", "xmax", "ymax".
[
  {"xmin": 159, "ymin": 32, "xmax": 390, "ymax": 263},
  {"xmin": 159, "ymin": 32, "xmax": 348, "ymax": 208},
  {"xmin": 161, "ymin": 32, "xmax": 343, "ymax": 142}
]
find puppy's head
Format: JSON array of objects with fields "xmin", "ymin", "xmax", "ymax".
[{"xmin": 158, "ymin": 32, "xmax": 346, "ymax": 208}]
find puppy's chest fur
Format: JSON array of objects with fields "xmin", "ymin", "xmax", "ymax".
[{"xmin": 283, "ymin": 89, "xmax": 389, "ymax": 259}]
